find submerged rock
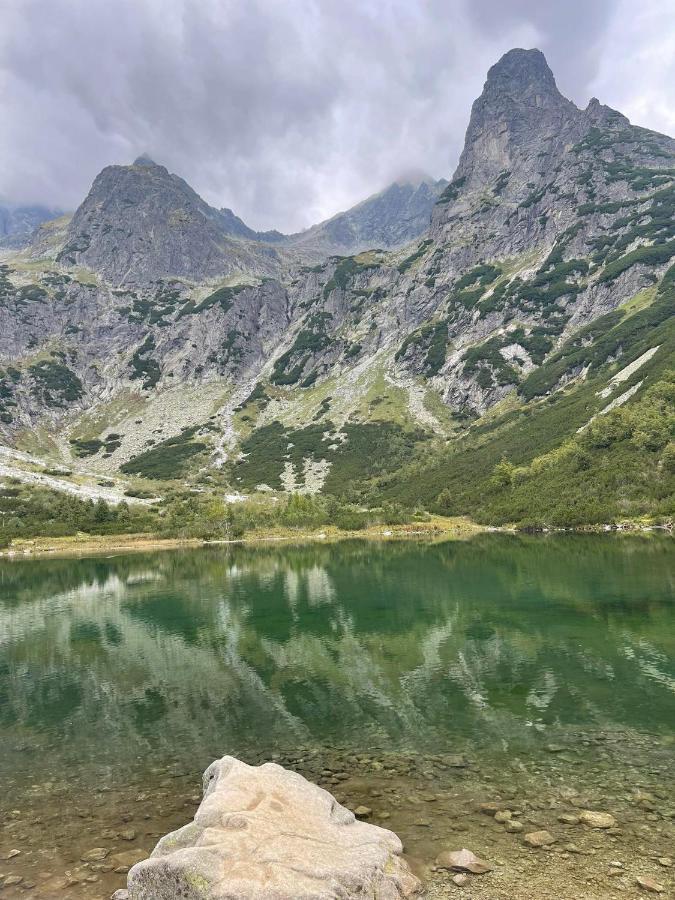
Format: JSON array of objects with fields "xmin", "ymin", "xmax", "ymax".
[
  {"xmin": 523, "ymin": 830, "xmax": 557, "ymax": 848},
  {"xmin": 636, "ymin": 876, "xmax": 665, "ymax": 893},
  {"xmin": 435, "ymin": 848, "xmax": 493, "ymax": 874},
  {"xmin": 124, "ymin": 755, "xmax": 421, "ymax": 899},
  {"xmin": 579, "ymin": 810, "xmax": 616, "ymax": 829}
]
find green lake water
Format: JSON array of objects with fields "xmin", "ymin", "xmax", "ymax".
[{"xmin": 0, "ymin": 534, "xmax": 674, "ymax": 898}]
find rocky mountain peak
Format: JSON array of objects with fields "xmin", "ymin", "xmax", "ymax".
[
  {"xmin": 482, "ymin": 48, "xmax": 564, "ymax": 105},
  {"xmin": 451, "ymin": 48, "xmax": 581, "ymax": 192},
  {"xmin": 55, "ymin": 158, "xmax": 281, "ymax": 284},
  {"xmin": 133, "ymin": 154, "xmax": 160, "ymax": 167}
]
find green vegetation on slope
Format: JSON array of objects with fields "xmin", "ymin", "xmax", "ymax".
[
  {"xmin": 29, "ymin": 360, "xmax": 84, "ymax": 407},
  {"xmin": 120, "ymin": 426, "xmax": 210, "ymax": 480},
  {"xmin": 0, "ymin": 483, "xmax": 156, "ymax": 544},
  {"xmin": 232, "ymin": 420, "xmax": 428, "ymax": 496},
  {"xmin": 376, "ymin": 337, "xmax": 674, "ymax": 526}
]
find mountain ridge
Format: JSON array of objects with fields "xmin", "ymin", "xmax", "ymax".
[
  {"xmin": 0, "ymin": 47, "xmax": 672, "ymax": 528},
  {"xmin": 32, "ymin": 157, "xmax": 446, "ymax": 284}
]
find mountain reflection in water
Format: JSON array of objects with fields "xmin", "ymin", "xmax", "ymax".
[{"xmin": 0, "ymin": 535, "xmax": 673, "ymax": 786}]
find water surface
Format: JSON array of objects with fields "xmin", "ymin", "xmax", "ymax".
[{"xmin": 0, "ymin": 535, "xmax": 673, "ymax": 898}]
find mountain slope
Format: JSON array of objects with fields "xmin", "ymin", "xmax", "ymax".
[{"xmin": 0, "ymin": 48, "xmax": 672, "ymax": 527}]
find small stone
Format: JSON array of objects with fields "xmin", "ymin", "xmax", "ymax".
[
  {"xmin": 524, "ymin": 830, "xmax": 556, "ymax": 848},
  {"xmin": 505, "ymin": 820, "xmax": 524, "ymax": 833},
  {"xmin": 110, "ymin": 849, "xmax": 147, "ymax": 868},
  {"xmin": 0, "ymin": 849, "xmax": 20, "ymax": 861},
  {"xmin": 452, "ymin": 873, "xmax": 468, "ymax": 886},
  {"xmin": 444, "ymin": 755, "xmax": 468, "ymax": 768},
  {"xmin": 479, "ymin": 802, "xmax": 500, "ymax": 816},
  {"xmin": 118, "ymin": 829, "xmax": 137, "ymax": 841},
  {"xmin": 657, "ymin": 858, "xmax": 672, "ymax": 868},
  {"xmin": 112, "ymin": 891, "xmax": 130, "ymax": 900},
  {"xmin": 563, "ymin": 843, "xmax": 582, "ymax": 854},
  {"xmin": 546, "ymin": 744, "xmax": 565, "ymax": 753},
  {"xmin": 436, "ymin": 848, "xmax": 492, "ymax": 874},
  {"xmin": 579, "ymin": 810, "xmax": 616, "ymax": 829},
  {"xmin": 636, "ymin": 876, "xmax": 665, "ymax": 893},
  {"xmin": 354, "ymin": 806, "xmax": 372, "ymax": 819},
  {"xmin": 558, "ymin": 813, "xmax": 580, "ymax": 825},
  {"xmin": 80, "ymin": 847, "xmax": 109, "ymax": 862},
  {"xmin": 3, "ymin": 875, "xmax": 23, "ymax": 886},
  {"xmin": 494, "ymin": 810, "xmax": 512, "ymax": 823}
]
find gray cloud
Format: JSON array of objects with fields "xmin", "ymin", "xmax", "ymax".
[{"xmin": 0, "ymin": 0, "xmax": 671, "ymax": 231}]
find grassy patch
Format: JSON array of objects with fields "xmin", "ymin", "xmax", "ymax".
[{"xmin": 233, "ymin": 419, "xmax": 429, "ymax": 495}]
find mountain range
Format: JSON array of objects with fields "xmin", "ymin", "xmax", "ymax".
[{"xmin": 0, "ymin": 48, "xmax": 673, "ymax": 527}]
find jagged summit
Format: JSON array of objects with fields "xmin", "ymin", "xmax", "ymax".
[
  {"xmin": 55, "ymin": 157, "xmax": 281, "ymax": 284},
  {"xmin": 2, "ymin": 46, "xmax": 675, "ymax": 523},
  {"xmin": 448, "ymin": 48, "xmax": 582, "ymax": 193},
  {"xmin": 483, "ymin": 48, "xmax": 565, "ymax": 104},
  {"xmin": 286, "ymin": 177, "xmax": 447, "ymax": 256},
  {"xmin": 133, "ymin": 154, "xmax": 159, "ymax": 167}
]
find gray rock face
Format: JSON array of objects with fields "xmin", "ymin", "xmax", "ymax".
[
  {"xmin": 125, "ymin": 755, "xmax": 421, "ymax": 900},
  {"xmin": 57, "ymin": 158, "xmax": 282, "ymax": 285},
  {"xmin": 49, "ymin": 159, "xmax": 442, "ymax": 288},
  {"xmin": 452, "ymin": 47, "xmax": 581, "ymax": 189},
  {"xmin": 287, "ymin": 176, "xmax": 447, "ymax": 258}
]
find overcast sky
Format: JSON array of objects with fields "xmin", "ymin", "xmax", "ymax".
[{"xmin": 1, "ymin": 0, "xmax": 674, "ymax": 232}]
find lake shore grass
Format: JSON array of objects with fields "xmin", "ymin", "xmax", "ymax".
[
  {"xmin": 1, "ymin": 515, "xmax": 669, "ymax": 561},
  {"xmin": 0, "ymin": 515, "xmax": 484, "ymax": 559}
]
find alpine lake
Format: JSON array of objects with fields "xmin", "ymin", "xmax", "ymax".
[{"xmin": 0, "ymin": 534, "xmax": 673, "ymax": 899}]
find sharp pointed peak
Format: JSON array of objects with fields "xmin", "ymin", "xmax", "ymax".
[
  {"xmin": 483, "ymin": 48, "xmax": 563, "ymax": 100},
  {"xmin": 132, "ymin": 154, "xmax": 159, "ymax": 168}
]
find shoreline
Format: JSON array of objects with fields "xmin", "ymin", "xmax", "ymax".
[
  {"xmin": 0, "ymin": 515, "xmax": 483, "ymax": 560},
  {"xmin": 0, "ymin": 516, "xmax": 670, "ymax": 561}
]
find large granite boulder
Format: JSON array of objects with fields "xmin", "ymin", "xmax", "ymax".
[{"xmin": 124, "ymin": 755, "xmax": 422, "ymax": 900}]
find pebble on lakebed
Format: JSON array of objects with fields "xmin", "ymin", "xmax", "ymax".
[
  {"xmin": 435, "ymin": 848, "xmax": 493, "ymax": 874},
  {"xmin": 578, "ymin": 809, "xmax": 617, "ymax": 829},
  {"xmin": 523, "ymin": 830, "xmax": 557, "ymax": 847}
]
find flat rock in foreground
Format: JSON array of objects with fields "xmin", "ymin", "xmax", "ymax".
[{"xmin": 124, "ymin": 755, "xmax": 422, "ymax": 899}]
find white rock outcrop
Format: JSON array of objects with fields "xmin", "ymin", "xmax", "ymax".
[{"xmin": 124, "ymin": 755, "xmax": 422, "ymax": 900}]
